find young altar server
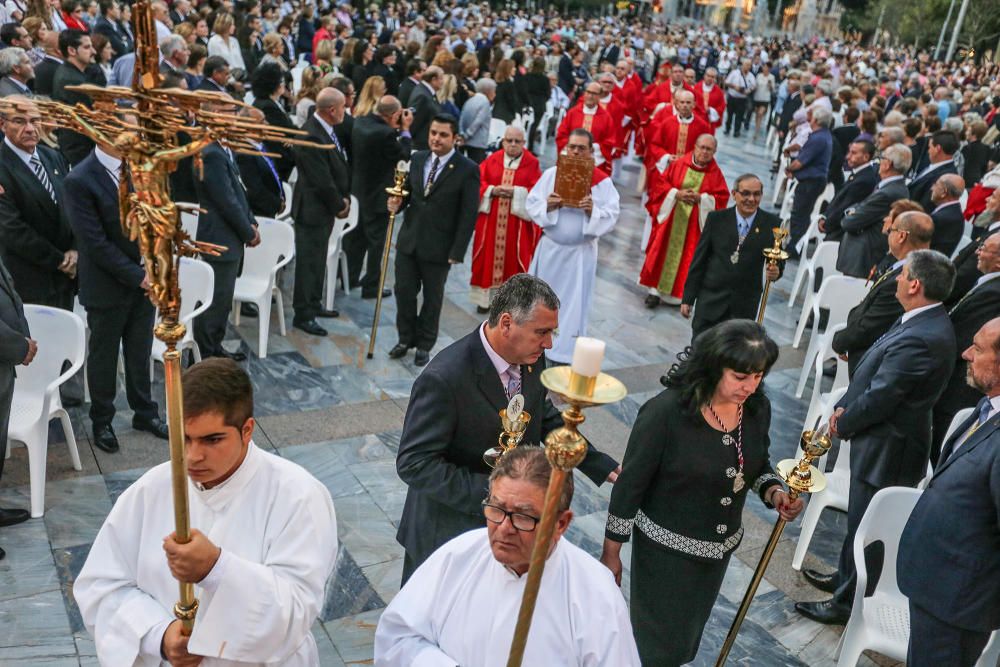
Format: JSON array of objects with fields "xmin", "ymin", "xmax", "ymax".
[
  {"xmin": 375, "ymin": 446, "xmax": 640, "ymax": 667},
  {"xmin": 74, "ymin": 358, "xmax": 338, "ymax": 666},
  {"xmin": 527, "ymin": 128, "xmax": 620, "ymax": 364}
]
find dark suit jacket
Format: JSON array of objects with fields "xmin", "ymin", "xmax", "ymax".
[
  {"xmin": 946, "ymin": 237, "xmax": 985, "ymax": 308},
  {"xmin": 0, "ymin": 255, "xmax": 29, "ymax": 469},
  {"xmin": 823, "ymin": 164, "xmax": 877, "ymax": 241},
  {"xmin": 0, "ymin": 143, "xmax": 74, "ymax": 303},
  {"xmin": 828, "ymin": 125, "xmax": 860, "ymax": 189},
  {"xmin": 193, "ymin": 144, "xmax": 256, "ymax": 263},
  {"xmin": 195, "ymin": 78, "xmax": 228, "ymax": 94},
  {"xmin": 397, "ymin": 75, "xmax": 419, "ymax": 106},
  {"xmin": 351, "ymin": 113, "xmax": 411, "ymax": 217},
  {"xmin": 929, "ymin": 201, "xmax": 964, "ymax": 256},
  {"xmin": 395, "ymin": 149, "xmax": 479, "ymax": 264},
  {"xmin": 51, "ymin": 62, "xmax": 94, "ymax": 165},
  {"xmin": 908, "ymin": 161, "xmax": 958, "ymax": 211},
  {"xmin": 836, "ymin": 306, "xmax": 957, "ymax": 489},
  {"xmin": 93, "ymin": 16, "xmax": 129, "ymax": 60},
  {"xmin": 395, "ymin": 329, "xmax": 619, "ymax": 566},
  {"xmin": 291, "ymin": 116, "xmax": 350, "ymax": 227},
  {"xmin": 253, "ymin": 97, "xmax": 296, "ymax": 182},
  {"xmin": 0, "ymin": 76, "xmax": 32, "ymax": 97},
  {"xmin": 777, "ymin": 92, "xmax": 802, "ymax": 135},
  {"xmin": 492, "ymin": 80, "xmax": 522, "ymax": 124},
  {"xmin": 32, "ymin": 56, "xmax": 61, "ymax": 97},
  {"xmin": 836, "ymin": 178, "xmax": 908, "ymax": 278},
  {"xmin": 236, "ymin": 151, "xmax": 284, "ymax": 218},
  {"xmin": 597, "ymin": 44, "xmax": 620, "ymax": 66},
  {"xmin": 682, "ymin": 207, "xmax": 784, "ymax": 327},
  {"xmin": 961, "ymin": 140, "xmax": 992, "ymax": 187},
  {"xmin": 831, "ymin": 263, "xmax": 904, "ymax": 376},
  {"xmin": 557, "ymin": 53, "xmax": 575, "ymax": 95},
  {"xmin": 898, "ymin": 411, "xmax": 1000, "ymax": 632},
  {"xmin": 62, "ymin": 151, "xmax": 145, "ymax": 309},
  {"xmin": 409, "ymin": 82, "xmax": 442, "ymax": 151}
]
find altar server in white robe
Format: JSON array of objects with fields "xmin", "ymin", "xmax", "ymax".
[
  {"xmin": 74, "ymin": 358, "xmax": 338, "ymax": 667},
  {"xmin": 374, "ymin": 446, "xmax": 639, "ymax": 667},
  {"xmin": 526, "ymin": 128, "xmax": 621, "ymax": 364}
]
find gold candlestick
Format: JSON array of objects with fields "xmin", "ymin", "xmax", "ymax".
[
  {"xmin": 505, "ymin": 365, "xmax": 627, "ymax": 667},
  {"xmin": 756, "ymin": 227, "xmax": 790, "ymax": 324},
  {"xmin": 367, "ymin": 162, "xmax": 410, "ymax": 360}
]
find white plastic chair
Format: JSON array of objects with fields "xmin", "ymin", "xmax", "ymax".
[
  {"xmin": 977, "ymin": 631, "xmax": 1000, "ymax": 667},
  {"xmin": 276, "ymin": 182, "xmax": 293, "ymax": 221},
  {"xmin": 771, "ymin": 152, "xmax": 790, "ymax": 207},
  {"xmin": 232, "ymin": 218, "xmax": 294, "ymax": 358},
  {"xmin": 779, "ymin": 178, "xmax": 797, "ymax": 221},
  {"xmin": 73, "ymin": 296, "xmax": 90, "ymax": 403},
  {"xmin": 9, "ymin": 306, "xmax": 85, "ymax": 518},
  {"xmin": 487, "ymin": 117, "xmax": 507, "ymax": 147},
  {"xmin": 836, "ymin": 487, "xmax": 923, "ymax": 667},
  {"xmin": 291, "ymin": 61, "xmax": 307, "ymax": 96},
  {"xmin": 324, "ymin": 194, "xmax": 360, "ymax": 310},
  {"xmin": 791, "ymin": 241, "xmax": 843, "ymax": 346},
  {"xmin": 799, "ymin": 322, "xmax": 850, "ymax": 418},
  {"xmin": 536, "ymin": 99, "xmax": 555, "ymax": 153},
  {"xmin": 795, "ymin": 275, "xmax": 867, "ymax": 395},
  {"xmin": 150, "ymin": 257, "xmax": 214, "ymax": 379},
  {"xmin": 794, "ymin": 182, "xmax": 834, "ymax": 257}
]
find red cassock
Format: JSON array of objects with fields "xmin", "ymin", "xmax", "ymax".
[
  {"xmin": 693, "ymin": 82, "xmax": 726, "ymax": 132},
  {"xmin": 556, "ymin": 104, "xmax": 616, "ymax": 175},
  {"xmin": 599, "ymin": 95, "xmax": 628, "ymax": 157},
  {"xmin": 644, "ymin": 113, "xmax": 713, "ymax": 215},
  {"xmin": 640, "ymin": 153, "xmax": 730, "ymax": 298},
  {"xmin": 470, "ymin": 149, "xmax": 543, "ymax": 291},
  {"xmin": 641, "ymin": 82, "xmax": 695, "ymax": 123},
  {"xmin": 612, "ymin": 78, "xmax": 642, "ymax": 151}
]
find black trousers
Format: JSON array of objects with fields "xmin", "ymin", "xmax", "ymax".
[
  {"xmin": 907, "ymin": 601, "xmax": 991, "ymax": 667},
  {"xmin": 462, "ymin": 146, "xmax": 487, "ymax": 164},
  {"xmin": 394, "ymin": 250, "xmax": 450, "ymax": 352},
  {"xmin": 343, "ymin": 208, "xmax": 389, "ymax": 294},
  {"xmin": 293, "ymin": 220, "xmax": 333, "ymax": 321},
  {"xmin": 86, "ymin": 291, "xmax": 158, "ymax": 429},
  {"xmin": 0, "ymin": 370, "xmax": 13, "ymax": 482},
  {"xmin": 194, "ymin": 257, "xmax": 240, "ymax": 358},
  {"xmin": 831, "ymin": 477, "xmax": 883, "ymax": 606},
  {"xmin": 789, "ymin": 177, "xmax": 827, "ymax": 250},
  {"xmin": 724, "ymin": 96, "xmax": 749, "ymax": 136}
]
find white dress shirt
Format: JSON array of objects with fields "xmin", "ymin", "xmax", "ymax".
[{"xmin": 901, "ymin": 301, "xmax": 942, "ymax": 324}]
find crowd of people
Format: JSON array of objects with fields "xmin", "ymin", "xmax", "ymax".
[{"xmin": 0, "ymin": 0, "xmax": 998, "ymax": 664}]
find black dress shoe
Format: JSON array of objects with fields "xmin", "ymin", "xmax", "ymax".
[
  {"xmin": 362, "ymin": 289, "xmax": 392, "ymax": 299},
  {"xmin": 388, "ymin": 343, "xmax": 410, "ymax": 359},
  {"xmin": 414, "ymin": 349, "xmax": 430, "ymax": 367},
  {"xmin": 293, "ymin": 319, "xmax": 328, "ymax": 336},
  {"xmin": 217, "ymin": 349, "xmax": 247, "ymax": 362},
  {"xmin": 476, "ymin": 305, "xmax": 490, "ymax": 314},
  {"xmin": 0, "ymin": 507, "xmax": 30, "ymax": 527},
  {"xmin": 240, "ymin": 303, "xmax": 259, "ymax": 318},
  {"xmin": 93, "ymin": 424, "xmax": 120, "ymax": 453},
  {"xmin": 316, "ymin": 308, "xmax": 340, "ymax": 319},
  {"xmin": 61, "ymin": 395, "xmax": 83, "ymax": 408},
  {"xmin": 802, "ymin": 568, "xmax": 839, "ymax": 593},
  {"xmin": 644, "ymin": 294, "xmax": 661, "ymax": 308},
  {"xmin": 133, "ymin": 416, "xmax": 169, "ymax": 440},
  {"xmin": 794, "ymin": 600, "xmax": 850, "ymax": 625},
  {"xmin": 0, "ymin": 545, "xmax": 5, "ymax": 560}
]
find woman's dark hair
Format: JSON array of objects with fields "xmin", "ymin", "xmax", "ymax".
[
  {"xmin": 250, "ymin": 61, "xmax": 283, "ymax": 98},
  {"xmin": 661, "ymin": 319, "xmax": 779, "ymax": 415}
]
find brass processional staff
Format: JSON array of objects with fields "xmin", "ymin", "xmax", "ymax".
[{"xmin": 0, "ymin": 0, "xmax": 329, "ymax": 634}]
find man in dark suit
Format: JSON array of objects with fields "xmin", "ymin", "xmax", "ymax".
[
  {"xmin": 786, "ymin": 107, "xmax": 833, "ymax": 252},
  {"xmin": 290, "ymin": 87, "xmax": 350, "ymax": 337},
  {"xmin": 0, "ymin": 48, "xmax": 35, "ymax": 98},
  {"xmin": 796, "ymin": 249, "xmax": 958, "ymax": 625},
  {"xmin": 395, "ymin": 274, "xmax": 620, "ymax": 583},
  {"xmin": 828, "ymin": 108, "xmax": 861, "ymax": 191},
  {"xmin": 387, "ymin": 114, "xmax": 479, "ymax": 367},
  {"xmin": 833, "ymin": 211, "xmax": 933, "ymax": 377},
  {"xmin": 195, "ymin": 56, "xmax": 230, "ymax": 95},
  {"xmin": 63, "ymin": 146, "xmax": 169, "ymax": 453},
  {"xmin": 158, "ymin": 35, "xmax": 197, "ymax": 90},
  {"xmin": 557, "ymin": 45, "xmax": 576, "ymax": 97},
  {"xmin": 931, "ymin": 232, "xmax": 1000, "ymax": 464},
  {"xmin": 596, "ymin": 35, "xmax": 619, "ymax": 67},
  {"xmin": 0, "ymin": 98, "xmax": 75, "ymax": 311},
  {"xmin": 397, "ymin": 57, "xmax": 425, "ymax": 107},
  {"xmin": 408, "ymin": 65, "xmax": 444, "ymax": 151},
  {"xmin": 235, "ymin": 107, "xmax": 284, "ymax": 219},
  {"xmin": 681, "ymin": 174, "xmax": 782, "ymax": 337},
  {"xmin": 193, "ymin": 131, "xmax": 260, "ymax": 362},
  {"xmin": 93, "ymin": 0, "xmax": 131, "ymax": 61},
  {"xmin": 819, "ymin": 140, "xmax": 877, "ymax": 242},
  {"xmin": 898, "ymin": 318, "xmax": 1000, "ymax": 667},
  {"xmin": 907, "ymin": 130, "xmax": 959, "ymax": 211},
  {"xmin": 928, "ymin": 173, "xmax": 966, "ymax": 256},
  {"xmin": 51, "ymin": 30, "xmax": 96, "ymax": 166},
  {"xmin": 836, "ymin": 143, "xmax": 911, "ymax": 279},
  {"xmin": 0, "ymin": 255, "xmax": 34, "ymax": 560},
  {"xmin": 347, "ymin": 96, "xmax": 412, "ymax": 298},
  {"xmin": 251, "ymin": 63, "xmax": 296, "ymax": 182},
  {"xmin": 33, "ymin": 51, "xmax": 63, "ymax": 98}
]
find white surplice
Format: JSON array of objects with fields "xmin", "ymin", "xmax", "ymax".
[
  {"xmin": 374, "ymin": 528, "xmax": 639, "ymax": 667},
  {"xmin": 526, "ymin": 167, "xmax": 620, "ymax": 363},
  {"xmin": 74, "ymin": 441, "xmax": 338, "ymax": 666}
]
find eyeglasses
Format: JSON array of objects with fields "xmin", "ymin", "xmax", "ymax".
[
  {"xmin": 482, "ymin": 501, "xmax": 540, "ymax": 532},
  {"xmin": 5, "ymin": 116, "xmax": 41, "ymax": 127},
  {"xmin": 888, "ymin": 226, "xmax": 909, "ymax": 234},
  {"xmin": 735, "ymin": 190, "xmax": 763, "ymax": 198}
]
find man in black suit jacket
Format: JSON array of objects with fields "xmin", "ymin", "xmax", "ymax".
[
  {"xmin": 347, "ymin": 97, "xmax": 413, "ymax": 298},
  {"xmin": 63, "ymin": 147, "xmax": 168, "ymax": 454},
  {"xmin": 947, "ymin": 231, "xmax": 989, "ymax": 309},
  {"xmin": 290, "ymin": 88, "xmax": 350, "ymax": 336},
  {"xmin": 928, "ymin": 173, "xmax": 966, "ymax": 256},
  {"xmin": 898, "ymin": 318, "xmax": 1000, "ymax": 667},
  {"xmin": 234, "ymin": 108, "xmax": 284, "ymax": 218},
  {"xmin": 833, "ymin": 211, "xmax": 933, "ymax": 377},
  {"xmin": 820, "ymin": 141, "xmax": 877, "ymax": 242},
  {"xmin": 0, "ymin": 100, "xmax": 75, "ymax": 310},
  {"xmin": 596, "ymin": 37, "xmax": 619, "ymax": 67},
  {"xmin": 681, "ymin": 175, "xmax": 782, "ymax": 338},
  {"xmin": 931, "ymin": 233, "xmax": 1000, "ymax": 464},
  {"xmin": 193, "ymin": 138, "xmax": 260, "ymax": 361},
  {"xmin": 836, "ymin": 143, "xmax": 911, "ymax": 278},
  {"xmin": 397, "ymin": 58, "xmax": 425, "ymax": 107},
  {"xmin": 32, "ymin": 54, "xmax": 62, "ymax": 97},
  {"xmin": 195, "ymin": 56, "xmax": 230, "ymax": 95},
  {"xmin": 796, "ymin": 249, "xmax": 957, "ymax": 625},
  {"xmin": 907, "ymin": 130, "xmax": 959, "ymax": 211},
  {"xmin": 828, "ymin": 114, "xmax": 861, "ymax": 191},
  {"xmin": 557, "ymin": 48, "xmax": 575, "ymax": 96},
  {"xmin": 93, "ymin": 1, "xmax": 130, "ymax": 61},
  {"xmin": 408, "ymin": 66, "xmax": 443, "ymax": 151},
  {"xmin": 51, "ymin": 30, "xmax": 96, "ymax": 167},
  {"xmin": 387, "ymin": 114, "xmax": 479, "ymax": 367},
  {"xmin": 395, "ymin": 274, "xmax": 620, "ymax": 583},
  {"xmin": 251, "ymin": 63, "xmax": 296, "ymax": 182}
]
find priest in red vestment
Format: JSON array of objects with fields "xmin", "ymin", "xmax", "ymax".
[
  {"xmin": 644, "ymin": 91, "xmax": 713, "ymax": 216},
  {"xmin": 693, "ymin": 68, "xmax": 726, "ymax": 132},
  {"xmin": 469, "ymin": 126, "xmax": 543, "ymax": 311},
  {"xmin": 556, "ymin": 81, "xmax": 616, "ymax": 175},
  {"xmin": 598, "ymin": 73, "xmax": 628, "ymax": 159},
  {"xmin": 639, "ymin": 134, "xmax": 729, "ymax": 307},
  {"xmin": 642, "ymin": 63, "xmax": 694, "ymax": 123},
  {"xmin": 613, "ymin": 60, "xmax": 642, "ymax": 153}
]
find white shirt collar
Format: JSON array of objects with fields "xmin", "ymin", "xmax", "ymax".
[
  {"xmin": 901, "ymin": 301, "xmax": 942, "ymax": 323},
  {"xmin": 932, "ymin": 200, "xmax": 961, "ymax": 214},
  {"xmin": 582, "ymin": 103, "xmax": 598, "ymax": 115},
  {"xmin": 989, "ymin": 220, "xmax": 1000, "ymax": 232},
  {"xmin": 95, "ymin": 147, "xmax": 122, "ymax": 183},
  {"xmin": 505, "ymin": 153, "xmax": 522, "ymax": 169},
  {"xmin": 973, "ymin": 271, "xmax": 1000, "ymax": 290},
  {"xmin": 878, "ymin": 174, "xmax": 904, "ymax": 188},
  {"xmin": 479, "ymin": 322, "xmax": 513, "ymax": 378},
  {"xmin": 919, "ymin": 158, "xmax": 953, "ymax": 178},
  {"xmin": 676, "ymin": 112, "xmax": 693, "ymax": 124},
  {"xmin": 428, "ymin": 147, "xmax": 455, "ymax": 166},
  {"xmin": 421, "ymin": 80, "xmax": 436, "ymax": 93},
  {"xmin": 314, "ymin": 113, "xmax": 336, "ymax": 139},
  {"xmin": 599, "ymin": 94, "xmax": 612, "ymax": 104},
  {"xmin": 4, "ymin": 136, "xmax": 35, "ymax": 166}
]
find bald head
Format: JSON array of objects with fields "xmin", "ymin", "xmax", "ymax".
[
  {"xmin": 674, "ymin": 90, "xmax": 694, "ymax": 118},
  {"xmin": 376, "ymin": 95, "xmax": 402, "ymax": 117},
  {"xmin": 692, "ymin": 133, "xmax": 717, "ymax": 166},
  {"xmin": 895, "ymin": 211, "xmax": 934, "ymax": 249},
  {"xmin": 934, "ymin": 174, "xmax": 965, "ymax": 203},
  {"xmin": 316, "ymin": 87, "xmax": 346, "ymax": 125},
  {"xmin": 502, "ymin": 125, "xmax": 525, "ymax": 158},
  {"xmin": 977, "ymin": 232, "xmax": 1000, "ymax": 275}
]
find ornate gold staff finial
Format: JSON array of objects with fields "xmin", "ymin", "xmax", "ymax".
[{"xmin": 756, "ymin": 227, "xmax": 789, "ymax": 324}]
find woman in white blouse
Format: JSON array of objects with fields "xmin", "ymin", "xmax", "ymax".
[{"xmin": 208, "ymin": 12, "xmax": 245, "ymax": 71}]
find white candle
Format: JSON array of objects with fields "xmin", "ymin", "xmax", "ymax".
[{"xmin": 571, "ymin": 337, "xmax": 605, "ymax": 378}]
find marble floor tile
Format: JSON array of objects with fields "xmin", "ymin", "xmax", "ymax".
[
  {"xmin": 361, "ymin": 557, "xmax": 403, "ymax": 607},
  {"xmin": 102, "ymin": 467, "xmax": 147, "ymax": 507},
  {"xmin": 322, "ymin": 607, "xmax": 382, "ymax": 665},
  {"xmin": 0, "ymin": 518, "xmax": 59, "ymax": 603},
  {"xmin": 333, "ymin": 492, "xmax": 404, "ymax": 569},
  {"xmin": 348, "ymin": 459, "xmax": 408, "ymax": 523},
  {"xmin": 40, "ymin": 476, "xmax": 112, "ymax": 550},
  {"xmin": 279, "ymin": 442, "xmax": 366, "ymax": 499},
  {"xmin": 51, "ymin": 543, "xmax": 91, "ymax": 635},
  {"xmin": 325, "ymin": 431, "xmax": 400, "ymax": 465},
  {"xmin": 319, "ymin": 546, "xmax": 385, "ymax": 622},
  {"xmin": 0, "ymin": 589, "xmax": 74, "ymax": 657},
  {"xmin": 312, "ymin": 623, "xmax": 348, "ymax": 667}
]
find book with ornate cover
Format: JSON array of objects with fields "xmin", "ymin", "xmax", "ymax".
[{"xmin": 554, "ymin": 153, "xmax": 594, "ymax": 209}]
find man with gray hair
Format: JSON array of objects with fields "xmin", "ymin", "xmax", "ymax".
[
  {"xmin": 785, "ymin": 106, "xmax": 833, "ymax": 253},
  {"xmin": 158, "ymin": 34, "xmax": 193, "ymax": 88},
  {"xmin": 929, "ymin": 173, "xmax": 966, "ymax": 256},
  {"xmin": 394, "ymin": 273, "xmax": 620, "ymax": 585},
  {"xmin": 458, "ymin": 77, "xmax": 495, "ymax": 163},
  {"xmin": 0, "ymin": 47, "xmax": 33, "ymax": 97},
  {"xmin": 798, "ymin": 248, "xmax": 958, "ymax": 626}
]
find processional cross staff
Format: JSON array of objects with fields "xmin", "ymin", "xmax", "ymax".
[{"xmin": 0, "ymin": 0, "xmax": 329, "ymax": 635}]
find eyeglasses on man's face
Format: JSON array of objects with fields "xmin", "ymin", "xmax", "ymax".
[{"xmin": 482, "ymin": 501, "xmax": 540, "ymax": 532}]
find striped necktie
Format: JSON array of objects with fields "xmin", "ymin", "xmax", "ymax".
[
  {"xmin": 425, "ymin": 156, "xmax": 440, "ymax": 195},
  {"xmin": 29, "ymin": 155, "xmax": 56, "ymax": 203},
  {"xmin": 948, "ymin": 397, "xmax": 994, "ymax": 460}
]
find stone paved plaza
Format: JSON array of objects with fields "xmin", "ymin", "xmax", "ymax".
[{"xmin": 0, "ymin": 130, "xmax": 890, "ymax": 666}]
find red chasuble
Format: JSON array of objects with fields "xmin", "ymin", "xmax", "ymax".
[
  {"xmin": 599, "ymin": 94, "xmax": 627, "ymax": 157},
  {"xmin": 644, "ymin": 113, "xmax": 713, "ymax": 209},
  {"xmin": 693, "ymin": 82, "xmax": 726, "ymax": 132},
  {"xmin": 470, "ymin": 149, "xmax": 543, "ymax": 290},
  {"xmin": 612, "ymin": 78, "xmax": 641, "ymax": 150},
  {"xmin": 639, "ymin": 153, "xmax": 729, "ymax": 298},
  {"xmin": 555, "ymin": 104, "xmax": 616, "ymax": 175}
]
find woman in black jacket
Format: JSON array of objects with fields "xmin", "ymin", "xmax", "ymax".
[
  {"xmin": 520, "ymin": 57, "xmax": 551, "ymax": 153},
  {"xmin": 251, "ymin": 62, "xmax": 296, "ymax": 181},
  {"xmin": 491, "ymin": 58, "xmax": 522, "ymax": 124}
]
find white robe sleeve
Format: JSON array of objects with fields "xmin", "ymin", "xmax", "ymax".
[
  {"xmin": 510, "ymin": 185, "xmax": 530, "ymax": 220},
  {"xmin": 698, "ymin": 192, "xmax": 717, "ymax": 230},
  {"xmin": 526, "ymin": 168, "xmax": 559, "ymax": 229},
  {"xmin": 656, "ymin": 154, "xmax": 672, "ymax": 173},
  {"xmin": 478, "ymin": 185, "xmax": 494, "ymax": 214},
  {"xmin": 708, "ymin": 107, "xmax": 720, "ymax": 123},
  {"xmin": 583, "ymin": 177, "xmax": 620, "ymax": 239},
  {"xmin": 656, "ymin": 188, "xmax": 679, "ymax": 225}
]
